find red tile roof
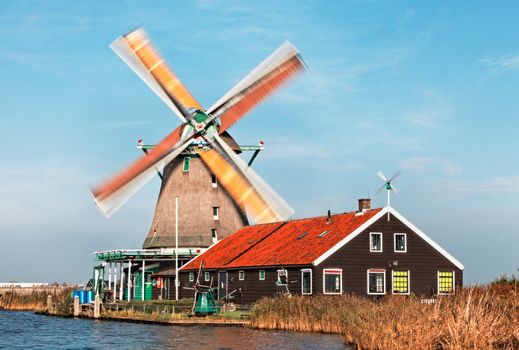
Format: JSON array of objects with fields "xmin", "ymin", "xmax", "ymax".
[{"xmin": 181, "ymin": 208, "xmax": 382, "ymax": 270}]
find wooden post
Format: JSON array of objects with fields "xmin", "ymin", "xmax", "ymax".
[
  {"xmin": 73, "ymin": 296, "xmax": 80, "ymax": 317},
  {"xmin": 175, "ymin": 196, "xmax": 179, "ymax": 300},
  {"xmin": 94, "ymin": 294, "xmax": 101, "ymax": 319},
  {"xmin": 108, "ymin": 262, "xmax": 112, "ymax": 294},
  {"xmin": 113, "ymin": 263, "xmax": 117, "ymax": 302},
  {"xmin": 46, "ymin": 295, "xmax": 53, "ymax": 314}
]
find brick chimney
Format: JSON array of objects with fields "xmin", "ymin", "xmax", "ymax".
[{"xmin": 358, "ymin": 198, "xmax": 371, "ymax": 212}]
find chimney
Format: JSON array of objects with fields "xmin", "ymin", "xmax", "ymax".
[
  {"xmin": 327, "ymin": 209, "xmax": 331, "ymax": 223},
  {"xmin": 358, "ymin": 198, "xmax": 371, "ymax": 212}
]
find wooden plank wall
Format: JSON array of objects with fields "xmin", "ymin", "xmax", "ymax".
[{"xmin": 316, "ymin": 213, "xmax": 463, "ymax": 296}]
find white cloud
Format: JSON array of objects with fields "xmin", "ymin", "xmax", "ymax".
[
  {"xmin": 436, "ymin": 176, "xmax": 519, "ymax": 195},
  {"xmin": 399, "ymin": 156, "xmax": 463, "ymax": 176},
  {"xmin": 479, "ymin": 53, "xmax": 519, "ymax": 73}
]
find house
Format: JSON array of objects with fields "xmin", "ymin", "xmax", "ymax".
[{"xmin": 179, "ymin": 199, "xmax": 463, "ymax": 304}]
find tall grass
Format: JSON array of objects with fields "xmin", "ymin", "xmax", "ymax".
[
  {"xmin": 0, "ymin": 288, "xmax": 72, "ymax": 312},
  {"xmin": 251, "ymin": 285, "xmax": 518, "ymax": 349}
]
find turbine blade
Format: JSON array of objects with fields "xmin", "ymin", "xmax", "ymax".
[
  {"xmin": 207, "ymin": 41, "xmax": 306, "ymax": 133},
  {"xmin": 391, "ymin": 184, "xmax": 400, "ymax": 194},
  {"xmin": 389, "ymin": 170, "xmax": 401, "ymax": 183},
  {"xmin": 119, "ymin": 28, "xmax": 202, "ymax": 120},
  {"xmin": 377, "ymin": 171, "xmax": 387, "ymax": 182},
  {"xmin": 90, "ymin": 125, "xmax": 194, "ymax": 216},
  {"xmin": 376, "ymin": 183, "xmax": 386, "ymax": 194}
]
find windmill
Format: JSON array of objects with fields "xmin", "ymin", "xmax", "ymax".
[
  {"xmin": 90, "ymin": 28, "xmax": 306, "ymax": 248},
  {"xmin": 183, "ymin": 261, "xmax": 218, "ymax": 316},
  {"xmin": 376, "ymin": 170, "xmax": 401, "ymax": 212}
]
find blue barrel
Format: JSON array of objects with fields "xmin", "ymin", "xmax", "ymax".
[
  {"xmin": 78, "ymin": 290, "xmax": 86, "ymax": 304},
  {"xmin": 86, "ymin": 290, "xmax": 93, "ymax": 304}
]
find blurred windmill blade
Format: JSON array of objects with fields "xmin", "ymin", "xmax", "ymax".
[
  {"xmin": 391, "ymin": 184, "xmax": 400, "ymax": 194},
  {"xmin": 207, "ymin": 41, "xmax": 306, "ymax": 133},
  {"xmin": 110, "ymin": 34, "xmax": 187, "ymax": 123},
  {"xmin": 90, "ymin": 125, "xmax": 194, "ymax": 217},
  {"xmin": 198, "ymin": 134, "xmax": 294, "ymax": 224},
  {"xmin": 376, "ymin": 183, "xmax": 387, "ymax": 194},
  {"xmin": 377, "ymin": 171, "xmax": 387, "ymax": 182},
  {"xmin": 113, "ymin": 28, "xmax": 202, "ymax": 121},
  {"xmin": 389, "ymin": 171, "xmax": 401, "ymax": 183}
]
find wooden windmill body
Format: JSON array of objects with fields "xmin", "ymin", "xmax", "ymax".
[
  {"xmin": 143, "ymin": 137, "xmax": 249, "ymax": 249},
  {"xmin": 91, "ymin": 28, "xmax": 306, "ymax": 248}
]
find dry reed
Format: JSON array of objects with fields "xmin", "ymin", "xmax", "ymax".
[{"xmin": 251, "ymin": 285, "xmax": 518, "ymax": 350}]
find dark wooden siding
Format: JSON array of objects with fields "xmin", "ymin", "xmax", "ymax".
[
  {"xmin": 179, "ymin": 266, "xmax": 312, "ymax": 304},
  {"xmin": 316, "ymin": 213, "xmax": 463, "ymax": 296}
]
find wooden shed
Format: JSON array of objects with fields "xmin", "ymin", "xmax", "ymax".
[{"xmin": 179, "ymin": 200, "xmax": 464, "ymax": 304}]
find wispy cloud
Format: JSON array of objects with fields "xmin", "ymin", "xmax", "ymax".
[
  {"xmin": 93, "ymin": 120, "xmax": 156, "ymax": 130},
  {"xmin": 479, "ymin": 53, "xmax": 519, "ymax": 73},
  {"xmin": 399, "ymin": 156, "xmax": 463, "ymax": 176},
  {"xmin": 401, "ymin": 88, "xmax": 454, "ymax": 128},
  {"xmin": 436, "ymin": 176, "xmax": 519, "ymax": 195}
]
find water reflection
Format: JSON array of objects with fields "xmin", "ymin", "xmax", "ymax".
[{"xmin": 0, "ymin": 312, "xmax": 348, "ymax": 350}]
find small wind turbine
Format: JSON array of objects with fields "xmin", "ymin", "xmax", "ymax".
[{"xmin": 377, "ymin": 171, "xmax": 400, "ymax": 219}]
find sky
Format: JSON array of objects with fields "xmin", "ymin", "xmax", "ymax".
[{"xmin": 0, "ymin": 1, "xmax": 518, "ymax": 284}]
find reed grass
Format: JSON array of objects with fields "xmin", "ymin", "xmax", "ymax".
[
  {"xmin": 0, "ymin": 288, "xmax": 72, "ymax": 311},
  {"xmin": 251, "ymin": 285, "xmax": 518, "ymax": 350}
]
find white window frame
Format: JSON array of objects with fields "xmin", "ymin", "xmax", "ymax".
[
  {"xmin": 276, "ymin": 269, "xmax": 288, "ymax": 286},
  {"xmin": 259, "ymin": 270, "xmax": 265, "ymax": 281},
  {"xmin": 367, "ymin": 269, "xmax": 386, "ymax": 295},
  {"xmin": 437, "ymin": 270, "xmax": 456, "ymax": 295},
  {"xmin": 239, "ymin": 270, "xmax": 245, "ymax": 281},
  {"xmin": 211, "ymin": 229, "xmax": 218, "ymax": 244},
  {"xmin": 370, "ymin": 232, "xmax": 383, "ymax": 252},
  {"xmin": 211, "ymin": 174, "xmax": 218, "ymax": 188},
  {"xmin": 189, "ymin": 272, "xmax": 194, "ymax": 282},
  {"xmin": 323, "ymin": 269, "xmax": 342, "ymax": 295},
  {"xmin": 301, "ymin": 269, "xmax": 312, "ymax": 295},
  {"xmin": 204, "ymin": 272, "xmax": 210, "ymax": 282},
  {"xmin": 391, "ymin": 270, "xmax": 410, "ymax": 295},
  {"xmin": 213, "ymin": 207, "xmax": 219, "ymax": 220},
  {"xmin": 394, "ymin": 233, "xmax": 407, "ymax": 253}
]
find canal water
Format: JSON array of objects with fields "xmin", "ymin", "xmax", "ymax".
[{"xmin": 0, "ymin": 311, "xmax": 349, "ymax": 349}]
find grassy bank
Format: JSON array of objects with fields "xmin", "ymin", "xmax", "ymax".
[
  {"xmin": 251, "ymin": 284, "xmax": 518, "ymax": 349},
  {"xmin": 0, "ymin": 287, "xmax": 72, "ymax": 312}
]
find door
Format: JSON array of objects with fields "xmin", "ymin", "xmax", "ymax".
[{"xmin": 218, "ymin": 271, "xmax": 228, "ymax": 300}]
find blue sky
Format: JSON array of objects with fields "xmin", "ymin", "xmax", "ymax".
[{"xmin": 1, "ymin": 1, "xmax": 518, "ymax": 284}]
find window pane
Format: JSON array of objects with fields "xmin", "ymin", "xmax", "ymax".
[
  {"xmin": 439, "ymin": 271, "xmax": 454, "ymax": 293},
  {"xmin": 183, "ymin": 157, "xmax": 191, "ymax": 172},
  {"xmin": 259, "ymin": 270, "xmax": 265, "ymax": 280},
  {"xmin": 371, "ymin": 234, "xmax": 381, "ymax": 251},
  {"xmin": 239, "ymin": 271, "xmax": 244, "ymax": 280},
  {"xmin": 395, "ymin": 234, "xmax": 406, "ymax": 251},
  {"xmin": 302, "ymin": 271, "xmax": 311, "ymax": 294},
  {"xmin": 324, "ymin": 273, "xmax": 340, "ymax": 293},
  {"xmin": 393, "ymin": 271, "xmax": 408, "ymax": 294},
  {"xmin": 369, "ymin": 272, "xmax": 384, "ymax": 293}
]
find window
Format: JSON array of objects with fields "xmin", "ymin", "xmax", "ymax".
[
  {"xmin": 189, "ymin": 272, "xmax": 194, "ymax": 282},
  {"xmin": 183, "ymin": 157, "xmax": 191, "ymax": 172},
  {"xmin": 259, "ymin": 270, "xmax": 265, "ymax": 281},
  {"xmin": 368, "ymin": 269, "xmax": 386, "ymax": 295},
  {"xmin": 392, "ymin": 271, "xmax": 409, "ymax": 294},
  {"xmin": 301, "ymin": 269, "xmax": 312, "ymax": 295},
  {"xmin": 370, "ymin": 232, "xmax": 383, "ymax": 252},
  {"xmin": 211, "ymin": 229, "xmax": 218, "ymax": 244},
  {"xmin": 276, "ymin": 269, "xmax": 288, "ymax": 286},
  {"xmin": 239, "ymin": 270, "xmax": 245, "ymax": 281},
  {"xmin": 211, "ymin": 174, "xmax": 217, "ymax": 188},
  {"xmin": 204, "ymin": 272, "xmax": 210, "ymax": 282},
  {"xmin": 394, "ymin": 233, "xmax": 407, "ymax": 252},
  {"xmin": 213, "ymin": 207, "xmax": 219, "ymax": 220},
  {"xmin": 438, "ymin": 271, "xmax": 455, "ymax": 295},
  {"xmin": 297, "ymin": 232, "xmax": 309, "ymax": 239},
  {"xmin": 323, "ymin": 269, "xmax": 342, "ymax": 294}
]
